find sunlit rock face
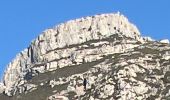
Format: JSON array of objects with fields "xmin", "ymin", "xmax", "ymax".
[
  {"xmin": 0, "ymin": 13, "xmax": 170, "ymax": 100},
  {"xmin": 160, "ymin": 39, "xmax": 170, "ymax": 44}
]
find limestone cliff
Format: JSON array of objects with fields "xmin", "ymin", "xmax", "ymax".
[{"xmin": 0, "ymin": 13, "xmax": 170, "ymax": 100}]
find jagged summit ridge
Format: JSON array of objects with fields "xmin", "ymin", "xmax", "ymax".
[{"xmin": 36, "ymin": 12, "xmax": 143, "ymax": 53}]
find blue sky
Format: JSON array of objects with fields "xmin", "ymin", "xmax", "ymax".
[{"xmin": 0, "ymin": 0, "xmax": 170, "ymax": 80}]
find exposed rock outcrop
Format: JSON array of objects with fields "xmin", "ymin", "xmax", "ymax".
[
  {"xmin": 160, "ymin": 39, "xmax": 170, "ymax": 44},
  {"xmin": 0, "ymin": 12, "xmax": 169, "ymax": 100}
]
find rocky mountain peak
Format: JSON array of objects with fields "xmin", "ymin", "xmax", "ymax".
[
  {"xmin": 3, "ymin": 12, "xmax": 144, "ymax": 89},
  {"xmin": 0, "ymin": 13, "xmax": 169, "ymax": 100},
  {"xmin": 36, "ymin": 12, "xmax": 143, "ymax": 52}
]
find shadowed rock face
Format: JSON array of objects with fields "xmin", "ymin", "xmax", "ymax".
[{"xmin": 0, "ymin": 13, "xmax": 170, "ymax": 100}]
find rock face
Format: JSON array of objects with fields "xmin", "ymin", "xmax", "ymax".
[
  {"xmin": 160, "ymin": 39, "xmax": 170, "ymax": 44},
  {"xmin": 0, "ymin": 13, "xmax": 170, "ymax": 100}
]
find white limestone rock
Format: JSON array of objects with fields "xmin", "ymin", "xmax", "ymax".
[
  {"xmin": 160, "ymin": 39, "xmax": 170, "ymax": 44},
  {"xmin": 2, "ymin": 12, "xmax": 166, "ymax": 99},
  {"xmin": 103, "ymin": 84, "xmax": 114, "ymax": 96},
  {"xmin": 67, "ymin": 85, "xmax": 75, "ymax": 92},
  {"xmin": 3, "ymin": 13, "xmax": 144, "ymax": 92},
  {"xmin": 48, "ymin": 95, "xmax": 69, "ymax": 100},
  {"xmin": 49, "ymin": 79, "xmax": 57, "ymax": 88},
  {"xmin": 0, "ymin": 83, "xmax": 5, "ymax": 94},
  {"xmin": 143, "ymin": 36, "xmax": 155, "ymax": 41}
]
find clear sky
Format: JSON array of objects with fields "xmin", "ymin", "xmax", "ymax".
[{"xmin": 0, "ymin": 0, "xmax": 170, "ymax": 80}]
